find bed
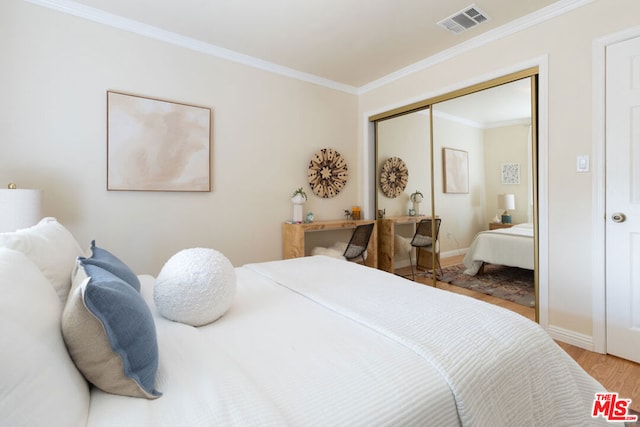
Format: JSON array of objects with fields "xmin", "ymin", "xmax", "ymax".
[
  {"xmin": 1, "ymin": 218, "xmax": 608, "ymax": 426},
  {"xmin": 462, "ymin": 222, "xmax": 534, "ymax": 275}
]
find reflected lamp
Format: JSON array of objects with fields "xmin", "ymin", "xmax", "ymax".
[{"xmin": 497, "ymin": 193, "xmax": 515, "ymax": 224}]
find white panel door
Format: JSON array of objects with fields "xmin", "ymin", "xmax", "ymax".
[{"xmin": 606, "ymin": 36, "xmax": 640, "ymax": 364}]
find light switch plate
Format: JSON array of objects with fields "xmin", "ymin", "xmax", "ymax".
[{"xmin": 576, "ymin": 155, "xmax": 589, "ymax": 172}]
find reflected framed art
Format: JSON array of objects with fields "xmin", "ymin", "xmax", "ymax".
[{"xmin": 443, "ymin": 147, "xmax": 469, "ymax": 194}]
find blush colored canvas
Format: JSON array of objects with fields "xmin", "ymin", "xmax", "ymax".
[
  {"xmin": 107, "ymin": 91, "xmax": 211, "ymax": 191},
  {"xmin": 443, "ymin": 147, "xmax": 469, "ymax": 194}
]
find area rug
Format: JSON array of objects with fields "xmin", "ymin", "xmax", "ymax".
[{"xmin": 429, "ymin": 263, "xmax": 535, "ymax": 307}]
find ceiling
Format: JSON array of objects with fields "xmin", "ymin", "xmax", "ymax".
[
  {"xmin": 33, "ymin": 0, "xmax": 567, "ymax": 124},
  {"xmin": 51, "ymin": 0, "xmax": 572, "ymax": 90},
  {"xmin": 435, "ymin": 78, "xmax": 532, "ymax": 127}
]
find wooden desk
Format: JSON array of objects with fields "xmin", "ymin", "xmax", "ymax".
[
  {"xmin": 378, "ymin": 215, "xmax": 437, "ymax": 273},
  {"xmin": 282, "ymin": 219, "xmax": 378, "ymax": 268}
]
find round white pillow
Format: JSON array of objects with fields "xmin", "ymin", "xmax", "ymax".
[{"xmin": 154, "ymin": 248, "xmax": 236, "ymax": 326}]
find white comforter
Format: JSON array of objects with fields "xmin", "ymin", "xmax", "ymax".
[
  {"xmin": 87, "ymin": 256, "xmax": 606, "ymax": 426},
  {"xmin": 463, "ymin": 223, "xmax": 534, "ymax": 275}
]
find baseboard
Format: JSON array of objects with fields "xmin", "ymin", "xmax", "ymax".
[
  {"xmin": 547, "ymin": 325, "xmax": 598, "ymax": 352},
  {"xmin": 441, "ymin": 248, "xmax": 468, "ymax": 259},
  {"xmin": 395, "ymin": 259, "xmax": 411, "ymax": 269},
  {"xmin": 394, "ymin": 249, "xmax": 468, "ymax": 269}
]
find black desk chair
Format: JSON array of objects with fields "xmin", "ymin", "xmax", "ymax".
[
  {"xmin": 312, "ymin": 223, "xmax": 374, "ymax": 264},
  {"xmin": 342, "ymin": 223, "xmax": 375, "ymax": 264},
  {"xmin": 398, "ymin": 218, "xmax": 442, "ymax": 280}
]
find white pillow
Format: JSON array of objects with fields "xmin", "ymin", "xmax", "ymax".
[
  {"xmin": 154, "ymin": 248, "xmax": 236, "ymax": 326},
  {"xmin": 0, "ymin": 248, "xmax": 90, "ymax": 426},
  {"xmin": 0, "ymin": 217, "xmax": 84, "ymax": 304}
]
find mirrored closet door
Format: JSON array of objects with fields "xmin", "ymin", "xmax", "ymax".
[{"xmin": 372, "ymin": 71, "xmax": 539, "ymax": 318}]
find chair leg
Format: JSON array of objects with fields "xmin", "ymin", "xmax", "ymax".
[
  {"xmin": 417, "ymin": 248, "xmax": 441, "ymax": 280},
  {"xmin": 408, "ymin": 250, "xmax": 415, "ymax": 281},
  {"xmin": 435, "ymin": 254, "xmax": 443, "ymax": 280}
]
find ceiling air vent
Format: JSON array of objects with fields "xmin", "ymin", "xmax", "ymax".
[{"xmin": 438, "ymin": 4, "xmax": 490, "ymax": 34}]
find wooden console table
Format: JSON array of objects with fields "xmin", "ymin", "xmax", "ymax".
[
  {"xmin": 282, "ymin": 219, "xmax": 378, "ymax": 268},
  {"xmin": 378, "ymin": 215, "xmax": 438, "ymax": 273}
]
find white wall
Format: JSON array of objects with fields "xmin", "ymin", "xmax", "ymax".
[
  {"xmin": 0, "ymin": 0, "xmax": 357, "ymax": 274},
  {"xmin": 376, "ymin": 111, "xmax": 430, "ymax": 218},
  {"xmin": 433, "ymin": 115, "xmax": 485, "ymax": 254},
  {"xmin": 359, "ymin": 0, "xmax": 640, "ymax": 341},
  {"xmin": 484, "ymin": 125, "xmax": 531, "ymax": 225}
]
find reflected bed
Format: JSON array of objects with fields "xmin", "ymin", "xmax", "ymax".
[{"xmin": 462, "ymin": 223, "xmax": 534, "ymax": 275}]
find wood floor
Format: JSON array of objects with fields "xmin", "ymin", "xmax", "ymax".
[{"xmin": 395, "ymin": 255, "xmax": 640, "ymax": 413}]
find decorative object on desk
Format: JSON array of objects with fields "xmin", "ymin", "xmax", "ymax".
[
  {"xmin": 0, "ymin": 183, "xmax": 43, "ymax": 233},
  {"xmin": 410, "ymin": 190, "xmax": 423, "ymax": 215},
  {"xmin": 377, "ymin": 208, "xmax": 386, "ymax": 219},
  {"xmin": 443, "ymin": 147, "xmax": 469, "ymax": 194},
  {"xmin": 352, "ymin": 206, "xmax": 361, "ymax": 220},
  {"xmin": 501, "ymin": 163, "xmax": 520, "ymax": 185},
  {"xmin": 305, "ymin": 212, "xmax": 314, "ymax": 223},
  {"xmin": 380, "ymin": 156, "xmax": 408, "ymax": 198},
  {"xmin": 307, "ymin": 148, "xmax": 348, "ymax": 198},
  {"xmin": 291, "ymin": 187, "xmax": 307, "ymax": 223},
  {"xmin": 408, "ymin": 208, "xmax": 416, "ymax": 216},
  {"xmin": 498, "ymin": 193, "xmax": 515, "ymax": 224},
  {"xmin": 344, "ymin": 209, "xmax": 353, "ymax": 220},
  {"xmin": 107, "ymin": 91, "xmax": 211, "ymax": 192}
]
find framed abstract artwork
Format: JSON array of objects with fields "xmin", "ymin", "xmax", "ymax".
[
  {"xmin": 501, "ymin": 163, "xmax": 520, "ymax": 184},
  {"xmin": 442, "ymin": 147, "xmax": 469, "ymax": 194},
  {"xmin": 107, "ymin": 91, "xmax": 211, "ymax": 192}
]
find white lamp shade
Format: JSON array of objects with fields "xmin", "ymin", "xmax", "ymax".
[
  {"xmin": 0, "ymin": 189, "xmax": 43, "ymax": 233},
  {"xmin": 497, "ymin": 193, "xmax": 516, "ymax": 211}
]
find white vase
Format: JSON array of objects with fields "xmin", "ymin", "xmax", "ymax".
[
  {"xmin": 291, "ymin": 195, "xmax": 306, "ymax": 222},
  {"xmin": 412, "ymin": 201, "xmax": 421, "ymax": 215}
]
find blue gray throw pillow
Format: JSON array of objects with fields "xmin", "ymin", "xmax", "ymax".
[
  {"xmin": 62, "ymin": 257, "xmax": 161, "ymax": 399},
  {"xmin": 80, "ymin": 240, "xmax": 141, "ymax": 291}
]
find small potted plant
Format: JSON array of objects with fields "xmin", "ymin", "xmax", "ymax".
[
  {"xmin": 291, "ymin": 187, "xmax": 307, "ymax": 223},
  {"xmin": 291, "ymin": 187, "xmax": 307, "ymax": 203}
]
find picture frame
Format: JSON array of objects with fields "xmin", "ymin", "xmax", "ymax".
[
  {"xmin": 107, "ymin": 91, "xmax": 212, "ymax": 192},
  {"xmin": 443, "ymin": 147, "xmax": 469, "ymax": 194},
  {"xmin": 501, "ymin": 163, "xmax": 520, "ymax": 185}
]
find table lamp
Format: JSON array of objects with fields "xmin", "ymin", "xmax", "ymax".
[
  {"xmin": 0, "ymin": 183, "xmax": 43, "ymax": 232},
  {"xmin": 497, "ymin": 193, "xmax": 515, "ymax": 224}
]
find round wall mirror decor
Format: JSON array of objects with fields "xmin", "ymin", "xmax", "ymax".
[
  {"xmin": 308, "ymin": 148, "xmax": 349, "ymax": 198},
  {"xmin": 380, "ymin": 156, "xmax": 408, "ymax": 198}
]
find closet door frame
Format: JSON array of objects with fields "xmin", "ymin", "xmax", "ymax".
[{"xmin": 364, "ymin": 61, "xmax": 547, "ymax": 325}]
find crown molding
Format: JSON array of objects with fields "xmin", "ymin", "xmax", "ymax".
[
  {"xmin": 24, "ymin": 0, "xmax": 591, "ymax": 96},
  {"xmin": 357, "ymin": 0, "xmax": 593, "ymax": 94},
  {"xmin": 23, "ymin": 0, "xmax": 359, "ymax": 95}
]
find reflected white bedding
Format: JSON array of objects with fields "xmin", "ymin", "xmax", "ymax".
[
  {"xmin": 463, "ymin": 223, "xmax": 534, "ymax": 275},
  {"xmin": 89, "ymin": 256, "xmax": 605, "ymax": 426}
]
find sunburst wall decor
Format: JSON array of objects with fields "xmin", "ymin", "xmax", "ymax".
[
  {"xmin": 380, "ymin": 156, "xmax": 408, "ymax": 198},
  {"xmin": 307, "ymin": 148, "xmax": 349, "ymax": 198}
]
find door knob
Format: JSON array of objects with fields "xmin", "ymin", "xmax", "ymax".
[{"xmin": 611, "ymin": 212, "xmax": 626, "ymax": 223}]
